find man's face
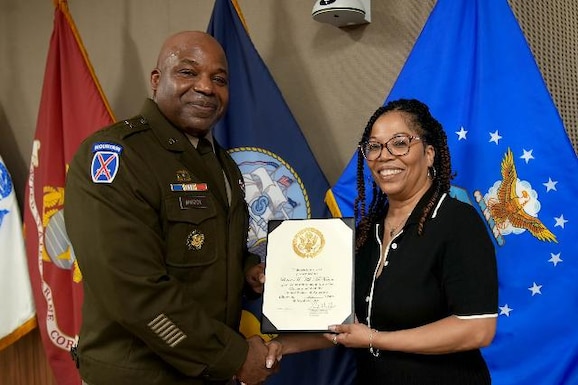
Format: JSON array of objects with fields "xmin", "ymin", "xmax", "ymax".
[{"xmin": 151, "ymin": 35, "xmax": 229, "ymax": 137}]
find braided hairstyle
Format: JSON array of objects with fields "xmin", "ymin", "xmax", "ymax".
[{"xmin": 354, "ymin": 98, "xmax": 454, "ymax": 251}]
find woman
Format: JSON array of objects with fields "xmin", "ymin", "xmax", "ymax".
[{"xmin": 266, "ymin": 99, "xmax": 498, "ymax": 384}]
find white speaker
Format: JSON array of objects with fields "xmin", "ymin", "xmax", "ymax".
[{"xmin": 312, "ymin": 0, "xmax": 371, "ymax": 28}]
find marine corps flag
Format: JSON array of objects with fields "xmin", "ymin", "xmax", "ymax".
[
  {"xmin": 23, "ymin": 1, "xmax": 114, "ymax": 384},
  {"xmin": 327, "ymin": 0, "xmax": 578, "ymax": 383},
  {"xmin": 207, "ymin": 0, "xmax": 356, "ymax": 383},
  {"xmin": 0, "ymin": 155, "xmax": 36, "ymax": 351}
]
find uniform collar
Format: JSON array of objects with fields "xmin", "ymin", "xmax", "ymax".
[
  {"xmin": 185, "ymin": 133, "xmax": 216, "ymax": 151},
  {"xmin": 139, "ymin": 98, "xmax": 199, "ymax": 153}
]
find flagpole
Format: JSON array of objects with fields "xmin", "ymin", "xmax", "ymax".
[
  {"xmin": 55, "ymin": 0, "xmax": 115, "ymax": 121},
  {"xmin": 231, "ymin": 0, "xmax": 250, "ymax": 33}
]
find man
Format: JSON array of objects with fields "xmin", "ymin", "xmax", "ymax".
[{"xmin": 65, "ymin": 31, "xmax": 273, "ymax": 385}]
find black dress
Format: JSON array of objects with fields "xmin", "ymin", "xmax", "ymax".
[{"xmin": 354, "ymin": 189, "xmax": 498, "ymax": 384}]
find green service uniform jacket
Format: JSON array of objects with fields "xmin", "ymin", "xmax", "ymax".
[{"xmin": 64, "ymin": 99, "xmax": 260, "ymax": 385}]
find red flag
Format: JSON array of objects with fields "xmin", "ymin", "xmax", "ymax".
[{"xmin": 24, "ymin": 1, "xmax": 114, "ymax": 383}]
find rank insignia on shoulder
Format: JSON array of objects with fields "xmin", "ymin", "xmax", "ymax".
[
  {"xmin": 91, "ymin": 142, "xmax": 123, "ymax": 184},
  {"xmin": 170, "ymin": 183, "xmax": 208, "ymax": 192},
  {"xmin": 176, "ymin": 170, "xmax": 192, "ymax": 182},
  {"xmin": 186, "ymin": 230, "xmax": 205, "ymax": 251}
]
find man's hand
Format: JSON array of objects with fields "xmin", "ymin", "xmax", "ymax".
[
  {"xmin": 245, "ymin": 262, "xmax": 265, "ymax": 294},
  {"xmin": 236, "ymin": 335, "xmax": 278, "ymax": 384}
]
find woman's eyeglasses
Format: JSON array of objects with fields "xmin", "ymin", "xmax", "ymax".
[{"xmin": 359, "ymin": 134, "xmax": 422, "ymax": 160}]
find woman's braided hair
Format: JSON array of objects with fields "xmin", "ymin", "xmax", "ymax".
[{"xmin": 354, "ymin": 98, "xmax": 454, "ymax": 251}]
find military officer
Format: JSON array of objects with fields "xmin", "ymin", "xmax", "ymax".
[{"xmin": 65, "ymin": 31, "xmax": 273, "ymax": 385}]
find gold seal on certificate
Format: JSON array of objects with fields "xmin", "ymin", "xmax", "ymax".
[
  {"xmin": 292, "ymin": 227, "xmax": 325, "ymax": 258},
  {"xmin": 261, "ymin": 218, "xmax": 355, "ymax": 333}
]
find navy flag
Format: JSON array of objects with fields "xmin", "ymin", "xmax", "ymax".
[
  {"xmin": 207, "ymin": 0, "xmax": 356, "ymax": 384},
  {"xmin": 327, "ymin": 0, "xmax": 578, "ymax": 383}
]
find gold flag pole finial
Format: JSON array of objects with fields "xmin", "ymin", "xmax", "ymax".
[{"xmin": 231, "ymin": 0, "xmax": 249, "ymax": 33}]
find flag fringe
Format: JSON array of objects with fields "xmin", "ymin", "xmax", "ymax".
[
  {"xmin": 324, "ymin": 189, "xmax": 343, "ymax": 218},
  {"xmin": 231, "ymin": 0, "xmax": 249, "ymax": 33},
  {"xmin": 0, "ymin": 317, "xmax": 37, "ymax": 352}
]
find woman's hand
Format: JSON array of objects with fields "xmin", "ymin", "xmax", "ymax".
[
  {"xmin": 327, "ymin": 322, "xmax": 376, "ymax": 349},
  {"xmin": 264, "ymin": 332, "xmax": 334, "ymax": 369},
  {"xmin": 265, "ymin": 339, "xmax": 283, "ymax": 369}
]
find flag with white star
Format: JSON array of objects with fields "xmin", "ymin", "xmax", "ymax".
[{"xmin": 326, "ymin": 0, "xmax": 578, "ymax": 383}]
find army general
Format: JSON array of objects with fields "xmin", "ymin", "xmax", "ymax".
[{"xmin": 65, "ymin": 31, "xmax": 273, "ymax": 385}]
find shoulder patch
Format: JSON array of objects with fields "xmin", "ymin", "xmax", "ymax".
[
  {"xmin": 91, "ymin": 142, "xmax": 122, "ymax": 183},
  {"xmin": 92, "ymin": 142, "xmax": 123, "ymax": 154}
]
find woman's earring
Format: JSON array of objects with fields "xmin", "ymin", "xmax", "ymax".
[{"xmin": 428, "ymin": 166, "xmax": 437, "ymax": 179}]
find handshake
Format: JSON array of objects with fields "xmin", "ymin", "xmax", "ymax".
[
  {"xmin": 234, "ymin": 335, "xmax": 284, "ymax": 385},
  {"xmin": 234, "ymin": 322, "xmax": 366, "ymax": 384}
]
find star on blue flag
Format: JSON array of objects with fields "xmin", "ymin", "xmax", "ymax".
[{"xmin": 327, "ymin": 0, "xmax": 578, "ymax": 383}]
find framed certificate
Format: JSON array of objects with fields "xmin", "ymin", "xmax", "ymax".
[{"xmin": 261, "ymin": 218, "xmax": 355, "ymax": 333}]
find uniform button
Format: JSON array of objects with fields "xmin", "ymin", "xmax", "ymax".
[
  {"xmin": 168, "ymin": 138, "xmax": 177, "ymax": 145},
  {"xmin": 365, "ymin": 296, "xmax": 370, "ymax": 302},
  {"xmin": 391, "ymin": 243, "xmax": 398, "ymax": 249}
]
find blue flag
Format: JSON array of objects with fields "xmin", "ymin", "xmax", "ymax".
[
  {"xmin": 207, "ymin": 1, "xmax": 356, "ymax": 384},
  {"xmin": 327, "ymin": 0, "xmax": 578, "ymax": 384}
]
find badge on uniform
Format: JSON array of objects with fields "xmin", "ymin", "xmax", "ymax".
[
  {"xmin": 170, "ymin": 183, "xmax": 208, "ymax": 192},
  {"xmin": 186, "ymin": 230, "xmax": 205, "ymax": 250},
  {"xmin": 179, "ymin": 195, "xmax": 208, "ymax": 209},
  {"xmin": 91, "ymin": 142, "xmax": 123, "ymax": 184},
  {"xmin": 176, "ymin": 170, "xmax": 192, "ymax": 182}
]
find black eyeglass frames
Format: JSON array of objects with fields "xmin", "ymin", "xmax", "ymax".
[{"xmin": 359, "ymin": 134, "xmax": 422, "ymax": 160}]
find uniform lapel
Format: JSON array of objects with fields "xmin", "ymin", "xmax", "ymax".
[
  {"xmin": 139, "ymin": 99, "xmax": 230, "ymax": 209},
  {"xmin": 179, "ymin": 146, "xmax": 229, "ymax": 209}
]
